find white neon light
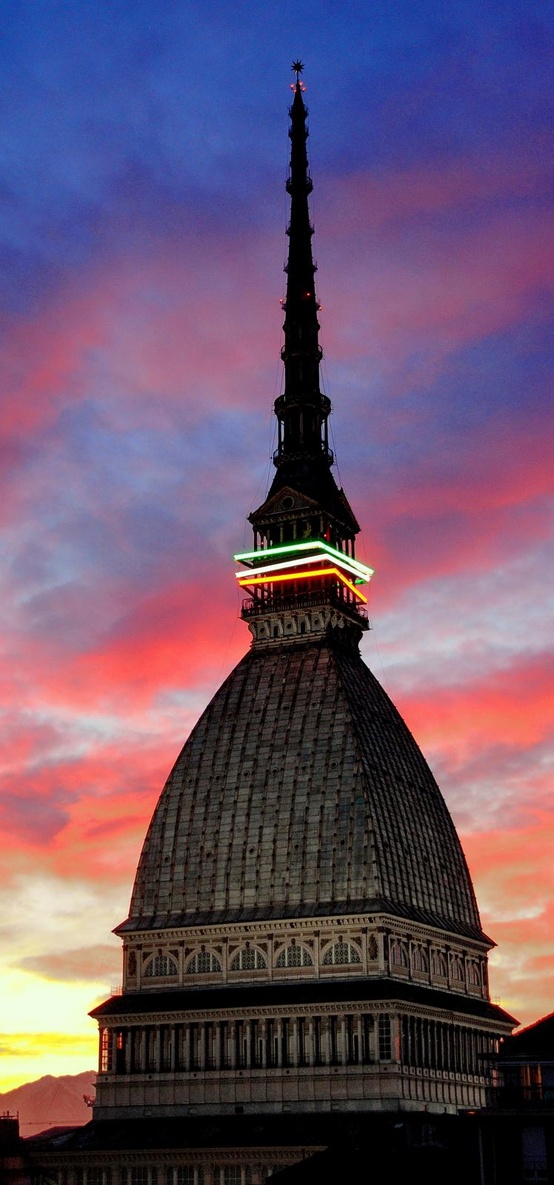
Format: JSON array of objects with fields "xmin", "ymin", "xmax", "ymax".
[
  {"xmin": 235, "ymin": 549, "xmax": 369, "ymax": 585},
  {"xmin": 234, "ymin": 539, "xmax": 373, "ymax": 582}
]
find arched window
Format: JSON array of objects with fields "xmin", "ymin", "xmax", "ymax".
[
  {"xmin": 468, "ymin": 961, "xmax": 481, "ymax": 986},
  {"xmin": 431, "ymin": 950, "xmax": 447, "ymax": 977},
  {"xmin": 322, "ymin": 940, "xmax": 361, "ymax": 966},
  {"xmin": 368, "ymin": 934, "xmax": 378, "ymax": 960},
  {"xmin": 275, "ymin": 943, "xmax": 313, "ymax": 968},
  {"xmin": 230, "ymin": 946, "xmax": 267, "ymax": 971},
  {"xmin": 451, "ymin": 955, "xmax": 465, "ymax": 981},
  {"xmin": 390, "ymin": 939, "xmax": 408, "ymax": 968},
  {"xmin": 144, "ymin": 953, "xmax": 178, "ymax": 978},
  {"xmin": 185, "ymin": 950, "xmax": 221, "ymax": 975},
  {"xmin": 466, "ymin": 957, "xmax": 480, "ymax": 985},
  {"xmin": 411, "ymin": 945, "xmax": 429, "ymax": 973}
]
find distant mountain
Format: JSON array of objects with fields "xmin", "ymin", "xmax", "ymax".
[{"xmin": 0, "ymin": 1071, "xmax": 96, "ymax": 1134}]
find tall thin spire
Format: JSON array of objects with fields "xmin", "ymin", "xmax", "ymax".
[
  {"xmin": 274, "ymin": 64, "xmax": 332, "ymax": 469},
  {"xmin": 235, "ymin": 67, "xmax": 371, "ymax": 645}
]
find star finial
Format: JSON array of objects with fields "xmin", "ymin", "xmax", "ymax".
[{"xmin": 292, "ymin": 60, "xmax": 304, "ymax": 81}]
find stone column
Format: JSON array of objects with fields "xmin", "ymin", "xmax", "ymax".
[
  {"xmin": 184, "ymin": 1024, "xmax": 191, "ymax": 1072},
  {"xmin": 228, "ymin": 1020, "xmax": 237, "ymax": 1069},
  {"xmin": 290, "ymin": 1018, "xmax": 299, "ymax": 1067},
  {"xmin": 123, "ymin": 1029, "xmax": 131, "ymax": 1074},
  {"xmin": 258, "ymin": 1019, "xmax": 266, "ymax": 1068},
  {"xmin": 282, "ymin": 1018, "xmax": 289, "ymax": 1067},
  {"xmin": 245, "ymin": 1020, "xmax": 252, "ymax": 1068},
  {"xmin": 329, "ymin": 1016, "xmax": 338, "ymax": 1065},
  {"xmin": 321, "ymin": 1016, "xmax": 330, "ymax": 1065},
  {"xmin": 276, "ymin": 1019, "xmax": 283, "ymax": 1067},
  {"xmin": 338, "ymin": 1015, "xmax": 347, "ymax": 1064},
  {"xmin": 306, "ymin": 1017, "xmax": 314, "ymax": 1066},
  {"xmin": 356, "ymin": 1015, "xmax": 363, "ymax": 1065}
]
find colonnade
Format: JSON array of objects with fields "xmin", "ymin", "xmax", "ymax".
[
  {"xmin": 100, "ymin": 1012, "xmax": 389, "ymax": 1075},
  {"xmin": 400, "ymin": 1015, "xmax": 493, "ymax": 1075},
  {"xmin": 60, "ymin": 1164, "xmax": 261, "ymax": 1185},
  {"xmin": 101, "ymin": 1012, "xmax": 494, "ymax": 1081}
]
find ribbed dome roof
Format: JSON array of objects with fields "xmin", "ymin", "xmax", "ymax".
[{"xmin": 125, "ymin": 638, "xmax": 483, "ymax": 941}]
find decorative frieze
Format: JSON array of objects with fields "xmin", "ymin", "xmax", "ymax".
[{"xmin": 122, "ymin": 911, "xmax": 489, "ymax": 1002}]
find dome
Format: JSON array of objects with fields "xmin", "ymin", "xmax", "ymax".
[
  {"xmin": 90, "ymin": 75, "xmax": 514, "ymax": 1139},
  {"xmin": 124, "ymin": 636, "xmax": 483, "ymax": 941}
]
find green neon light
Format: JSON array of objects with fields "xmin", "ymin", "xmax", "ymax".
[
  {"xmin": 235, "ymin": 549, "xmax": 367, "ymax": 584},
  {"xmin": 238, "ymin": 566, "xmax": 368, "ymax": 604},
  {"xmin": 234, "ymin": 539, "xmax": 373, "ymax": 582}
]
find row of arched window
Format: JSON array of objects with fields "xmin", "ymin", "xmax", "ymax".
[
  {"xmin": 139, "ymin": 940, "xmax": 362, "ymax": 979},
  {"xmin": 389, "ymin": 940, "xmax": 482, "ymax": 986}
]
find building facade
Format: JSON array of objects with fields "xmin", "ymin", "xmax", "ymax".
[{"xmin": 28, "ymin": 68, "xmax": 515, "ymax": 1184}]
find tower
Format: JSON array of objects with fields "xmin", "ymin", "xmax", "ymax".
[
  {"xmin": 93, "ymin": 60, "xmax": 513, "ymax": 1114},
  {"xmin": 31, "ymin": 67, "xmax": 516, "ymax": 1185}
]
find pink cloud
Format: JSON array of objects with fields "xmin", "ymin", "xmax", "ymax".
[
  {"xmin": 0, "ymin": 229, "xmax": 278, "ymax": 498},
  {"xmin": 322, "ymin": 150, "xmax": 551, "ymax": 236},
  {"xmin": 398, "ymin": 652, "xmax": 554, "ymax": 759},
  {"xmin": 36, "ymin": 582, "xmax": 245, "ymax": 710},
  {"xmin": 0, "ymin": 567, "xmax": 246, "ymax": 722},
  {"xmin": 17, "ymin": 945, "xmax": 120, "ymax": 984},
  {"xmin": 317, "ymin": 156, "xmax": 554, "ymax": 395},
  {"xmin": 463, "ymin": 816, "xmax": 554, "ymax": 1024},
  {"xmin": 352, "ymin": 410, "xmax": 553, "ymax": 604}
]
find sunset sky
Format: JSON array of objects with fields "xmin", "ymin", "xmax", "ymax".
[{"xmin": 1, "ymin": 1, "xmax": 553, "ymax": 1092}]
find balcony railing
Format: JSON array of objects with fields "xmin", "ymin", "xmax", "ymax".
[
  {"xmin": 273, "ymin": 442, "xmax": 334, "ymax": 466},
  {"xmin": 242, "ymin": 590, "xmax": 368, "ymax": 624}
]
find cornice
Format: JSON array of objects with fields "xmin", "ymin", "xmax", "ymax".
[
  {"xmin": 122, "ymin": 911, "xmax": 489, "ymax": 951},
  {"xmin": 97, "ymin": 994, "xmax": 510, "ymax": 1029}
]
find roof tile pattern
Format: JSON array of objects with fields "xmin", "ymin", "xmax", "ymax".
[{"xmin": 127, "ymin": 639, "xmax": 481, "ymax": 938}]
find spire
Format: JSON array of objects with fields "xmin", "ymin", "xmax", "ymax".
[
  {"xmin": 274, "ymin": 63, "xmax": 332, "ymax": 469},
  {"xmin": 234, "ymin": 67, "xmax": 372, "ymax": 645}
]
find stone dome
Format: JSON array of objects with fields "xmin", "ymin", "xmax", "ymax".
[{"xmin": 123, "ymin": 636, "xmax": 483, "ymax": 941}]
